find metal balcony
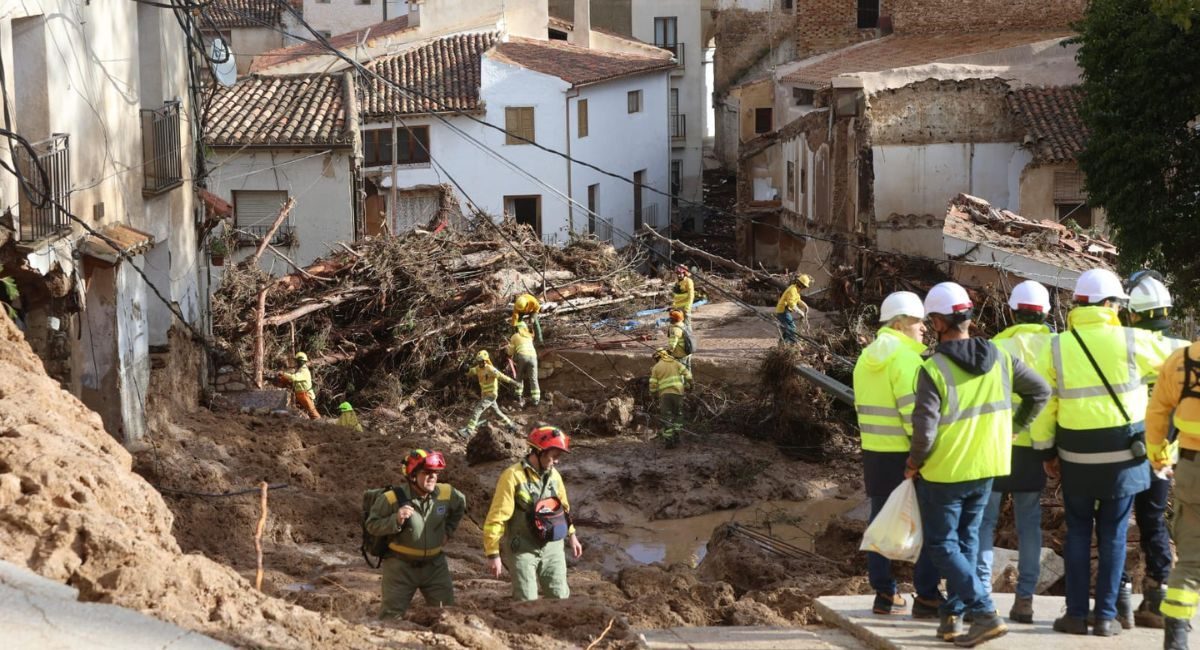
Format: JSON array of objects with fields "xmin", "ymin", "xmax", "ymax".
[
  {"xmin": 236, "ymin": 223, "xmax": 296, "ymax": 247},
  {"xmin": 14, "ymin": 134, "xmax": 72, "ymax": 242},
  {"xmin": 671, "ymin": 113, "xmax": 687, "ymax": 141},
  {"xmin": 142, "ymin": 101, "xmax": 183, "ymax": 196}
]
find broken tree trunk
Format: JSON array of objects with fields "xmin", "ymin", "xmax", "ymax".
[
  {"xmin": 253, "ymin": 287, "xmax": 268, "ymax": 388},
  {"xmin": 644, "ymin": 227, "xmax": 787, "ymax": 290},
  {"xmin": 260, "ymin": 286, "xmax": 372, "ymax": 328},
  {"xmin": 246, "ymin": 198, "xmax": 297, "ymax": 268}
]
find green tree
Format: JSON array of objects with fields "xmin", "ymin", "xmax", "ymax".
[{"xmin": 1076, "ymin": 0, "xmax": 1200, "ymax": 305}]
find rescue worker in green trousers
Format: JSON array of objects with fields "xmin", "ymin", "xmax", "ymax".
[
  {"xmin": 365, "ymin": 449, "xmax": 466, "ymax": 618},
  {"xmin": 460, "ymin": 350, "xmax": 519, "ymax": 438},
  {"xmin": 976, "ymin": 281, "xmax": 1057, "ymax": 624},
  {"xmin": 666, "ymin": 308, "xmax": 692, "ymax": 368},
  {"xmin": 482, "ymin": 426, "xmax": 583, "ymax": 601},
  {"xmin": 508, "ymin": 321, "xmax": 541, "ymax": 408},
  {"xmin": 650, "ymin": 347, "xmax": 693, "ymax": 448}
]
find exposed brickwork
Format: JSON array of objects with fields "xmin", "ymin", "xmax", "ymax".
[
  {"xmin": 795, "ymin": 0, "xmax": 871, "ymax": 55},
  {"xmin": 713, "ymin": 9, "xmax": 796, "ymax": 95},
  {"xmin": 867, "ymin": 78, "xmax": 1019, "ymax": 145},
  {"xmin": 887, "ymin": 0, "xmax": 1087, "ymax": 34}
]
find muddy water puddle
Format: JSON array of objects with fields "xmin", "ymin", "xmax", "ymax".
[{"xmin": 589, "ymin": 494, "xmax": 861, "ymax": 569}]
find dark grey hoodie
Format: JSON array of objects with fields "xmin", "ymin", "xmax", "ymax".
[{"xmin": 909, "ymin": 337, "xmax": 1051, "ymax": 468}]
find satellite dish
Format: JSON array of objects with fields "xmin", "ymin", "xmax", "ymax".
[{"xmin": 210, "ymin": 38, "xmax": 237, "ymax": 87}]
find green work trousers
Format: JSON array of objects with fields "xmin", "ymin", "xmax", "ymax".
[
  {"xmin": 658, "ymin": 392, "xmax": 685, "ymax": 439},
  {"xmin": 466, "ymin": 396, "xmax": 514, "ymax": 433},
  {"xmin": 503, "ymin": 534, "xmax": 569, "ymax": 601},
  {"xmin": 1165, "ymin": 453, "xmax": 1200, "ymax": 620},
  {"xmin": 514, "ymin": 354, "xmax": 540, "ymax": 404},
  {"xmin": 379, "ymin": 554, "xmax": 454, "ymax": 618}
]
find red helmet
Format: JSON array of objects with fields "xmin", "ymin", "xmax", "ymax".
[
  {"xmin": 528, "ymin": 426, "xmax": 570, "ymax": 453},
  {"xmin": 675, "ymin": 264, "xmax": 689, "ymax": 275},
  {"xmin": 404, "ymin": 449, "xmax": 447, "ymax": 476}
]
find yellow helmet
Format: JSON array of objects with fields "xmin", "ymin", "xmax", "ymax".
[
  {"xmin": 294, "ymin": 351, "xmax": 309, "ymax": 362},
  {"xmin": 655, "ymin": 348, "xmax": 672, "ymax": 361},
  {"xmin": 795, "ymin": 273, "xmax": 813, "ymax": 288},
  {"xmin": 475, "ymin": 350, "xmax": 491, "ymax": 363}
]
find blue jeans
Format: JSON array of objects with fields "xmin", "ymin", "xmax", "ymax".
[
  {"xmin": 976, "ymin": 491, "xmax": 1042, "ymax": 599},
  {"xmin": 868, "ymin": 495, "xmax": 942, "ymax": 599},
  {"xmin": 916, "ymin": 478, "xmax": 995, "ymax": 617},
  {"xmin": 1063, "ymin": 494, "xmax": 1134, "ymax": 619},
  {"xmin": 777, "ymin": 312, "xmax": 798, "ymax": 344}
]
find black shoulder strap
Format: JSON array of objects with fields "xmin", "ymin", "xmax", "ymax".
[
  {"xmin": 1071, "ymin": 330, "xmax": 1131, "ymax": 423},
  {"xmin": 1183, "ymin": 348, "xmax": 1200, "ymax": 401}
]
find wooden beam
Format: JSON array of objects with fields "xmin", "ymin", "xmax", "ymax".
[{"xmin": 644, "ymin": 227, "xmax": 787, "ymax": 290}]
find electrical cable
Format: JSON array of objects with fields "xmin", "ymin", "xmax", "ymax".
[{"xmin": 154, "ymin": 481, "xmax": 290, "ymax": 498}]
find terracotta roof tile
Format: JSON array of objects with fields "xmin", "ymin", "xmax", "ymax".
[
  {"xmin": 491, "ymin": 37, "xmax": 674, "ymax": 87},
  {"xmin": 781, "ymin": 31, "xmax": 1073, "ymax": 87},
  {"xmin": 249, "ymin": 15, "xmax": 413, "ymax": 73},
  {"xmin": 362, "ymin": 32, "xmax": 500, "ymax": 118},
  {"xmin": 80, "ymin": 224, "xmax": 155, "ymax": 264},
  {"xmin": 204, "ymin": 74, "xmax": 350, "ymax": 146},
  {"xmin": 205, "ymin": 0, "xmax": 283, "ymax": 29},
  {"xmin": 1008, "ymin": 86, "xmax": 1088, "ymax": 164}
]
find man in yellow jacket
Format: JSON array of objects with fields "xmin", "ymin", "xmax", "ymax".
[
  {"xmin": 511, "ymin": 293, "xmax": 542, "ymax": 341},
  {"xmin": 666, "ymin": 309, "xmax": 691, "ymax": 367},
  {"xmin": 775, "ymin": 273, "xmax": 812, "ymax": 345},
  {"xmin": 507, "ymin": 322, "xmax": 540, "ymax": 408},
  {"xmin": 460, "ymin": 350, "xmax": 519, "ymax": 439},
  {"xmin": 853, "ymin": 291, "xmax": 943, "ymax": 617},
  {"xmin": 671, "ymin": 265, "xmax": 695, "ymax": 326},
  {"xmin": 482, "ymin": 426, "xmax": 582, "ymax": 601},
  {"xmin": 337, "ymin": 402, "xmax": 364, "ymax": 432},
  {"xmin": 278, "ymin": 352, "xmax": 320, "ymax": 419},
  {"xmin": 1148, "ymin": 340, "xmax": 1200, "ymax": 650},
  {"xmin": 650, "ymin": 348, "xmax": 693, "ymax": 448}
]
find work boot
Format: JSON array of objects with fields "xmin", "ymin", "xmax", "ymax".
[
  {"xmin": 954, "ymin": 611, "xmax": 1007, "ymax": 647},
  {"xmin": 1053, "ymin": 615, "xmax": 1088, "ymax": 635},
  {"xmin": 913, "ymin": 594, "xmax": 945, "ymax": 620},
  {"xmin": 1093, "ymin": 618, "xmax": 1123, "ymax": 637},
  {"xmin": 1117, "ymin": 578, "xmax": 1135, "ymax": 629},
  {"xmin": 1165, "ymin": 616, "xmax": 1192, "ymax": 650},
  {"xmin": 937, "ymin": 613, "xmax": 964, "ymax": 642},
  {"xmin": 1008, "ymin": 596, "xmax": 1034, "ymax": 624},
  {"xmin": 456, "ymin": 427, "xmax": 473, "ymax": 440},
  {"xmin": 873, "ymin": 592, "xmax": 908, "ymax": 615},
  {"xmin": 1136, "ymin": 578, "xmax": 1167, "ymax": 629}
]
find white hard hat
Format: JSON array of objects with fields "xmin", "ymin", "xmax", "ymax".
[
  {"xmin": 1128, "ymin": 275, "xmax": 1172, "ymax": 312},
  {"xmin": 879, "ymin": 291, "xmax": 925, "ymax": 323},
  {"xmin": 1074, "ymin": 268, "xmax": 1129, "ymax": 305},
  {"xmin": 924, "ymin": 282, "xmax": 973, "ymax": 317},
  {"xmin": 1008, "ymin": 280, "xmax": 1051, "ymax": 314}
]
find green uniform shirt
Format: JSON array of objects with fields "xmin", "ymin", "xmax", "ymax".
[{"xmin": 366, "ymin": 482, "xmax": 466, "ymax": 560}]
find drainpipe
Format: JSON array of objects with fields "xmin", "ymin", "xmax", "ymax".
[{"xmin": 565, "ymin": 87, "xmax": 581, "ymax": 236}]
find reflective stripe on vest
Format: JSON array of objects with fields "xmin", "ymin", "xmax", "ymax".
[
  {"xmin": 1052, "ymin": 328, "xmax": 1141, "ymax": 400},
  {"xmin": 931, "ymin": 353, "xmax": 1012, "ymax": 429},
  {"xmin": 385, "ymin": 484, "xmax": 452, "ymax": 559},
  {"xmin": 653, "ymin": 372, "xmax": 686, "ymax": 392},
  {"xmin": 1161, "ymin": 587, "xmax": 1200, "ymax": 620},
  {"xmin": 918, "ymin": 349, "xmax": 1014, "ymax": 483}
]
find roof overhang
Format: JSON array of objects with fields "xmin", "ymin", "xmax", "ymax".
[{"xmin": 79, "ymin": 224, "xmax": 154, "ymax": 265}]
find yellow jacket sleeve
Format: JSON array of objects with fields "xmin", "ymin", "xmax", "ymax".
[
  {"xmin": 554, "ymin": 471, "xmax": 576, "ymax": 536},
  {"xmin": 1147, "ymin": 349, "xmax": 1184, "ymax": 460},
  {"xmin": 482, "ymin": 465, "xmax": 520, "ymax": 556},
  {"xmin": 1030, "ymin": 339, "xmax": 1058, "ymax": 451}
]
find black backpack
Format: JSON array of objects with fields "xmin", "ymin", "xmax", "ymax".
[
  {"xmin": 680, "ymin": 327, "xmax": 695, "ymax": 355},
  {"xmin": 360, "ymin": 486, "xmax": 408, "ymax": 568}
]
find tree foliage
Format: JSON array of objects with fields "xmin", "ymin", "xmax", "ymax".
[{"xmin": 1076, "ymin": 0, "xmax": 1200, "ymax": 305}]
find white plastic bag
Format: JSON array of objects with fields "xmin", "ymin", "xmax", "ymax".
[{"xmin": 859, "ymin": 478, "xmax": 923, "ymax": 563}]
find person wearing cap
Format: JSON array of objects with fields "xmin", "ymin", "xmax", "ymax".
[
  {"xmin": 482, "ymin": 426, "xmax": 583, "ymax": 601},
  {"xmin": 907, "ymin": 282, "xmax": 1050, "ymax": 646},
  {"xmin": 1035, "ymin": 268, "xmax": 1165, "ymax": 636},
  {"xmin": 775, "ymin": 273, "xmax": 813, "ymax": 345},
  {"xmin": 666, "ymin": 308, "xmax": 692, "ymax": 367},
  {"xmin": 337, "ymin": 402, "xmax": 364, "ymax": 432},
  {"xmin": 671, "ymin": 265, "xmax": 695, "ymax": 326},
  {"xmin": 511, "ymin": 293, "xmax": 543, "ymax": 341},
  {"xmin": 650, "ymin": 347, "xmax": 693, "ymax": 448},
  {"xmin": 461, "ymin": 350, "xmax": 519, "ymax": 439},
  {"xmin": 1122, "ymin": 270, "xmax": 1191, "ymax": 628},
  {"xmin": 365, "ymin": 449, "xmax": 466, "ymax": 618},
  {"xmin": 507, "ymin": 321, "xmax": 540, "ymax": 408},
  {"xmin": 853, "ymin": 291, "xmax": 944, "ymax": 618},
  {"xmin": 976, "ymin": 281, "xmax": 1057, "ymax": 624},
  {"xmin": 278, "ymin": 352, "xmax": 320, "ymax": 419}
]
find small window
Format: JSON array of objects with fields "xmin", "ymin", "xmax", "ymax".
[
  {"xmin": 356, "ymin": 0, "xmax": 371, "ymax": 4},
  {"xmin": 782, "ymin": 0, "xmax": 794, "ymax": 10},
  {"xmin": 362, "ymin": 128, "xmax": 393, "ymax": 167},
  {"xmin": 654, "ymin": 17, "xmax": 677, "ymax": 47},
  {"xmin": 395, "ymin": 126, "xmax": 430, "ymax": 165},
  {"xmin": 627, "ymin": 90, "xmax": 643, "ymax": 114},
  {"xmin": 587, "ymin": 183, "xmax": 599, "ymax": 235},
  {"xmin": 633, "ymin": 170, "xmax": 645, "ymax": 230},
  {"xmin": 857, "ymin": 0, "xmax": 880, "ymax": 28},
  {"xmin": 670, "ymin": 160, "xmax": 681, "ymax": 208},
  {"xmin": 578, "ymin": 99, "xmax": 589, "ymax": 138},
  {"xmin": 233, "ymin": 190, "xmax": 292, "ymax": 244},
  {"xmin": 786, "ymin": 161, "xmax": 796, "ymax": 201},
  {"xmin": 754, "ymin": 107, "xmax": 773, "ymax": 134},
  {"xmin": 792, "ymin": 87, "xmax": 815, "ymax": 105},
  {"xmin": 1054, "ymin": 170, "xmax": 1091, "ymax": 227},
  {"xmin": 506, "ymin": 107, "xmax": 535, "ymax": 144}
]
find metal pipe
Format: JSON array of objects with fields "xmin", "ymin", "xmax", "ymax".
[{"xmin": 793, "ymin": 363, "xmax": 854, "ymax": 405}]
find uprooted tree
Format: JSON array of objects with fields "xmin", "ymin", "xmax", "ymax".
[{"xmin": 1075, "ymin": 0, "xmax": 1200, "ymax": 306}]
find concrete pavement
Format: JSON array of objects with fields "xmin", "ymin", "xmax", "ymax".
[{"xmin": 639, "ymin": 625, "xmax": 864, "ymax": 649}]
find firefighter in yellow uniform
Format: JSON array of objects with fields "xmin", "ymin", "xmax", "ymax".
[
  {"xmin": 482, "ymin": 427, "xmax": 583, "ymax": 601},
  {"xmin": 511, "ymin": 293, "xmax": 542, "ymax": 341},
  {"xmin": 775, "ymin": 273, "xmax": 812, "ymax": 344},
  {"xmin": 278, "ymin": 352, "xmax": 320, "ymax": 419},
  {"xmin": 671, "ymin": 265, "xmax": 695, "ymax": 326},
  {"xmin": 666, "ymin": 308, "xmax": 691, "ymax": 367},
  {"xmin": 853, "ymin": 291, "xmax": 943, "ymax": 617},
  {"xmin": 507, "ymin": 321, "xmax": 540, "ymax": 408},
  {"xmin": 650, "ymin": 347, "xmax": 693, "ymax": 448},
  {"xmin": 1149, "ymin": 340, "xmax": 1200, "ymax": 649},
  {"xmin": 365, "ymin": 449, "xmax": 466, "ymax": 618},
  {"xmin": 460, "ymin": 350, "xmax": 519, "ymax": 438},
  {"xmin": 337, "ymin": 402, "xmax": 364, "ymax": 432}
]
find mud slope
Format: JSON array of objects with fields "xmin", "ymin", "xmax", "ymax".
[{"xmin": 0, "ymin": 316, "xmax": 449, "ymax": 648}]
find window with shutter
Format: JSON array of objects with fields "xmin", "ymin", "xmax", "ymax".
[
  {"xmin": 578, "ymin": 99, "xmax": 589, "ymax": 138},
  {"xmin": 233, "ymin": 190, "xmax": 288, "ymax": 228},
  {"xmin": 506, "ymin": 107, "xmax": 535, "ymax": 144}
]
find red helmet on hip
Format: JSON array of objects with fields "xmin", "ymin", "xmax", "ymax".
[
  {"xmin": 404, "ymin": 449, "xmax": 447, "ymax": 476},
  {"xmin": 528, "ymin": 426, "xmax": 570, "ymax": 453}
]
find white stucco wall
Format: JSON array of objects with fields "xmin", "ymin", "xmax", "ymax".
[
  {"xmin": 117, "ymin": 260, "xmax": 150, "ymax": 442},
  {"xmin": 871, "ymin": 143, "xmax": 1023, "ymax": 218},
  {"xmin": 369, "ymin": 58, "xmax": 670, "ymax": 249},
  {"xmin": 303, "ymin": 0, "xmax": 397, "ymax": 37},
  {"xmin": 208, "ymin": 149, "xmax": 356, "ymax": 277}
]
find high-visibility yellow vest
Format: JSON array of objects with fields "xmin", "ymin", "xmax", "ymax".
[
  {"xmin": 511, "ymin": 294, "xmax": 540, "ymax": 326},
  {"xmin": 282, "ymin": 366, "xmax": 315, "ymax": 399},
  {"xmin": 672, "ymin": 277, "xmax": 694, "ymax": 311},
  {"xmin": 471, "ymin": 363, "xmax": 508, "ymax": 398},
  {"xmin": 918, "ymin": 347, "xmax": 1014, "ymax": 483},
  {"xmin": 650, "ymin": 359, "xmax": 691, "ymax": 396},
  {"xmin": 853, "ymin": 327, "xmax": 926, "ymax": 453},
  {"xmin": 507, "ymin": 330, "xmax": 536, "ymax": 358},
  {"xmin": 992, "ymin": 323, "xmax": 1054, "ymax": 448}
]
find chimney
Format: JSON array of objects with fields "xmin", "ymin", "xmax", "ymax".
[{"xmin": 571, "ymin": 0, "xmax": 590, "ymax": 48}]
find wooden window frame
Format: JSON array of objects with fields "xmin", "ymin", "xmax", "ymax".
[
  {"xmin": 362, "ymin": 128, "xmax": 393, "ymax": 167},
  {"xmin": 627, "ymin": 90, "xmax": 643, "ymax": 114},
  {"xmin": 505, "ymin": 107, "xmax": 535, "ymax": 144},
  {"xmin": 395, "ymin": 126, "xmax": 431, "ymax": 165},
  {"xmin": 578, "ymin": 99, "xmax": 589, "ymax": 138}
]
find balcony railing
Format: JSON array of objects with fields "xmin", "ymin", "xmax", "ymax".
[
  {"xmin": 14, "ymin": 134, "xmax": 71, "ymax": 242},
  {"xmin": 142, "ymin": 101, "xmax": 183, "ymax": 195},
  {"xmin": 657, "ymin": 42, "xmax": 685, "ymax": 67},
  {"xmin": 671, "ymin": 113, "xmax": 687, "ymax": 140},
  {"xmin": 235, "ymin": 223, "xmax": 297, "ymax": 247}
]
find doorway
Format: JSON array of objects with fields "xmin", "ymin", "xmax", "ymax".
[{"xmin": 505, "ymin": 195, "xmax": 542, "ymax": 237}]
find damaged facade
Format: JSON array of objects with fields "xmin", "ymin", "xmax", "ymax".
[{"xmin": 1, "ymin": 1, "xmax": 205, "ymax": 443}]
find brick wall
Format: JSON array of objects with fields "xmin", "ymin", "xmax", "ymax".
[
  {"xmin": 713, "ymin": 9, "xmax": 796, "ymax": 95},
  {"xmin": 795, "ymin": 0, "xmax": 860, "ymax": 54},
  {"xmin": 887, "ymin": 0, "xmax": 1086, "ymax": 34}
]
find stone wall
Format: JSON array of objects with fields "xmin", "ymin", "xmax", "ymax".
[
  {"xmin": 713, "ymin": 8, "xmax": 796, "ymax": 95},
  {"xmin": 887, "ymin": 0, "xmax": 1086, "ymax": 34},
  {"xmin": 867, "ymin": 78, "xmax": 1018, "ymax": 145}
]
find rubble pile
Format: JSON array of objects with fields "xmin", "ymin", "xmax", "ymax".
[{"xmin": 212, "ymin": 221, "xmax": 658, "ymax": 410}]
